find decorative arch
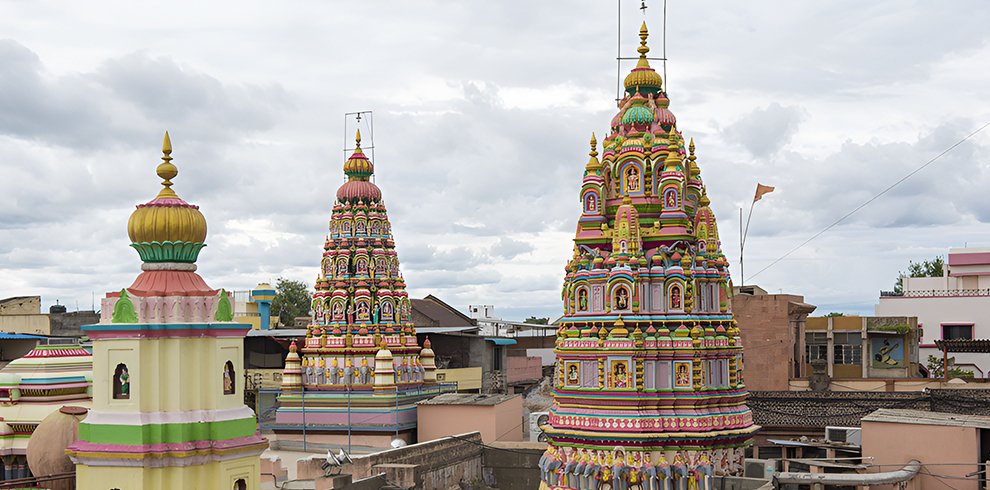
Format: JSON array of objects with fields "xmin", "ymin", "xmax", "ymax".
[
  {"xmin": 234, "ymin": 478, "xmax": 247, "ymax": 490},
  {"xmin": 576, "ymin": 286, "xmax": 590, "ymax": 312},
  {"xmin": 355, "ymin": 219, "xmax": 367, "ymax": 235},
  {"xmin": 341, "ymin": 220, "xmax": 352, "ymax": 235},
  {"xmin": 582, "ymin": 190, "xmax": 599, "ymax": 214},
  {"xmin": 623, "ymin": 164, "xmax": 642, "ymax": 194},
  {"xmin": 330, "ymin": 298, "xmax": 346, "ymax": 322},
  {"xmin": 355, "ymin": 299, "xmax": 371, "ymax": 322},
  {"xmin": 380, "ymin": 299, "xmax": 395, "ymax": 323},
  {"xmin": 113, "ymin": 363, "xmax": 130, "ymax": 400},
  {"xmin": 611, "ymin": 283, "xmax": 632, "ymax": 311},
  {"xmin": 663, "ymin": 187, "xmax": 679, "ymax": 210},
  {"xmin": 667, "ymin": 282, "xmax": 684, "ymax": 312},
  {"xmin": 223, "ymin": 360, "xmax": 236, "ymax": 395},
  {"xmin": 355, "ymin": 257, "xmax": 368, "ymax": 275},
  {"xmin": 373, "ymin": 258, "xmax": 387, "ymax": 277},
  {"xmin": 336, "ymin": 257, "xmax": 349, "ymax": 277}
]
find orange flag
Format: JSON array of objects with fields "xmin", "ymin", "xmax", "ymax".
[{"xmin": 753, "ymin": 183, "xmax": 775, "ymax": 202}]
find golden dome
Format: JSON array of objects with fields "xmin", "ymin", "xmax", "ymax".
[
  {"xmin": 623, "ymin": 22, "xmax": 664, "ymax": 94},
  {"xmin": 342, "ymin": 129, "xmax": 374, "ymax": 180},
  {"xmin": 127, "ymin": 132, "xmax": 208, "ymax": 262}
]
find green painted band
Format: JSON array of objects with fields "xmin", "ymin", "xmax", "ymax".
[{"xmin": 78, "ymin": 416, "xmax": 256, "ymax": 445}]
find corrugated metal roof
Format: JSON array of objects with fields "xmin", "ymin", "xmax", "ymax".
[
  {"xmin": 862, "ymin": 408, "xmax": 990, "ymax": 429},
  {"xmin": 934, "ymin": 339, "xmax": 990, "ymax": 353},
  {"xmin": 245, "ymin": 329, "xmax": 307, "ymax": 337},
  {"xmin": 484, "ymin": 337, "xmax": 517, "ymax": 346},
  {"xmin": 418, "ymin": 393, "xmax": 519, "ymax": 406}
]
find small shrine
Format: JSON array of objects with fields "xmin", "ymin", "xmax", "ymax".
[
  {"xmin": 274, "ymin": 131, "xmax": 442, "ymax": 448},
  {"xmin": 539, "ymin": 23, "xmax": 757, "ymax": 490},
  {"xmin": 0, "ymin": 340, "xmax": 92, "ymax": 481},
  {"xmin": 66, "ymin": 133, "xmax": 268, "ymax": 489}
]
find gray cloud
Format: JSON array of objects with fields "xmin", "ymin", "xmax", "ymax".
[
  {"xmin": 490, "ymin": 237, "xmax": 534, "ymax": 259},
  {"xmin": 721, "ymin": 103, "xmax": 806, "ymax": 157}
]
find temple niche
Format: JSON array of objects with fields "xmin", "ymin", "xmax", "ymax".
[
  {"xmin": 539, "ymin": 22, "xmax": 756, "ymax": 490},
  {"xmin": 273, "ymin": 130, "xmax": 442, "ymax": 449}
]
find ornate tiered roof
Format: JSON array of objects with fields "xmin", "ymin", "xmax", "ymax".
[{"xmin": 539, "ymin": 23, "xmax": 756, "ymax": 490}]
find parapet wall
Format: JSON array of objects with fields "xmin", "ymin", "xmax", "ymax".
[{"xmin": 298, "ymin": 432, "xmax": 484, "ymax": 489}]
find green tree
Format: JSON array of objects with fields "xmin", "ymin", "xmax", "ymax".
[
  {"xmin": 824, "ymin": 312, "xmax": 845, "ymax": 317},
  {"xmin": 926, "ymin": 354, "xmax": 974, "ymax": 379},
  {"xmin": 271, "ymin": 278, "xmax": 311, "ymax": 327},
  {"xmin": 894, "ymin": 256, "xmax": 944, "ymax": 294},
  {"xmin": 524, "ymin": 316, "xmax": 550, "ymax": 325}
]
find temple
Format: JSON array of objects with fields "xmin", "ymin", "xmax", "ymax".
[
  {"xmin": 538, "ymin": 23, "xmax": 757, "ymax": 490},
  {"xmin": 66, "ymin": 133, "xmax": 268, "ymax": 489},
  {"xmin": 274, "ymin": 131, "xmax": 445, "ymax": 449},
  {"xmin": 0, "ymin": 340, "xmax": 92, "ymax": 481}
]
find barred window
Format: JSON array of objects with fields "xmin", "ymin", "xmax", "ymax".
[
  {"xmin": 806, "ymin": 344, "xmax": 828, "ymax": 362},
  {"xmin": 834, "ymin": 344, "xmax": 862, "ymax": 365}
]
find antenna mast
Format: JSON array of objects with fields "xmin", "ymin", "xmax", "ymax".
[
  {"xmin": 615, "ymin": 0, "xmax": 668, "ymax": 102},
  {"xmin": 343, "ymin": 111, "xmax": 376, "ymax": 183}
]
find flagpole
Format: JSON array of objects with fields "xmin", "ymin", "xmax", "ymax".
[{"xmin": 739, "ymin": 207, "xmax": 744, "ymax": 287}]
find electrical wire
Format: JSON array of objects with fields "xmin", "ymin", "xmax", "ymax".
[{"xmin": 748, "ymin": 120, "xmax": 990, "ymax": 281}]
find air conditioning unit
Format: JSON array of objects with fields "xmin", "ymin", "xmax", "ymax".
[
  {"xmin": 744, "ymin": 459, "xmax": 778, "ymax": 479},
  {"xmin": 529, "ymin": 412, "xmax": 550, "ymax": 442},
  {"xmin": 825, "ymin": 426, "xmax": 862, "ymax": 445}
]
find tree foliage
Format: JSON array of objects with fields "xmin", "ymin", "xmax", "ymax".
[
  {"xmin": 271, "ymin": 278, "xmax": 311, "ymax": 327},
  {"xmin": 895, "ymin": 256, "xmax": 944, "ymax": 294},
  {"xmin": 824, "ymin": 312, "xmax": 845, "ymax": 317},
  {"xmin": 524, "ymin": 316, "xmax": 550, "ymax": 325},
  {"xmin": 926, "ymin": 354, "xmax": 974, "ymax": 379}
]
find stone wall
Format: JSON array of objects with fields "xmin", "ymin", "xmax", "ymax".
[{"xmin": 298, "ymin": 432, "xmax": 484, "ymax": 490}]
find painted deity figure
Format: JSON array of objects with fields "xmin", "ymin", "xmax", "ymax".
[
  {"xmin": 341, "ymin": 221, "xmax": 351, "ymax": 235},
  {"xmin": 357, "ymin": 301, "xmax": 370, "ymax": 321},
  {"xmin": 332, "ymin": 301, "xmax": 344, "ymax": 321},
  {"xmin": 582, "ymin": 451, "xmax": 598, "ymax": 490},
  {"xmin": 672, "ymin": 452, "xmax": 688, "ymax": 490},
  {"xmin": 223, "ymin": 367, "xmax": 233, "ymax": 393},
  {"xmin": 359, "ymin": 358, "xmax": 370, "ymax": 384},
  {"xmin": 671, "ymin": 286, "xmax": 681, "ymax": 310},
  {"xmin": 675, "ymin": 363, "xmax": 691, "ymax": 387},
  {"xmin": 371, "ymin": 221, "xmax": 380, "ymax": 235},
  {"xmin": 577, "ymin": 288, "xmax": 588, "ymax": 311},
  {"xmin": 356, "ymin": 221, "xmax": 366, "ymax": 234},
  {"xmin": 613, "ymin": 362, "xmax": 628, "ymax": 388},
  {"xmin": 337, "ymin": 259, "xmax": 347, "ymax": 277},
  {"xmin": 343, "ymin": 359, "xmax": 354, "ymax": 385},
  {"xmin": 586, "ymin": 193, "xmax": 597, "ymax": 213},
  {"xmin": 616, "ymin": 287, "xmax": 629, "ymax": 310},
  {"xmin": 117, "ymin": 366, "xmax": 130, "ymax": 399},
  {"xmin": 316, "ymin": 358, "xmax": 326, "ymax": 384},
  {"xmin": 666, "ymin": 190, "xmax": 677, "ymax": 208},
  {"xmin": 374, "ymin": 259, "xmax": 386, "ymax": 277},
  {"xmin": 627, "ymin": 452, "xmax": 642, "ymax": 489},
  {"xmin": 356, "ymin": 258, "xmax": 368, "ymax": 275},
  {"xmin": 329, "ymin": 358, "xmax": 341, "ymax": 384},
  {"xmin": 567, "ymin": 364, "xmax": 580, "ymax": 385},
  {"xmin": 416, "ymin": 358, "xmax": 425, "ymax": 381},
  {"xmin": 627, "ymin": 167, "xmax": 640, "ymax": 192},
  {"xmin": 381, "ymin": 301, "xmax": 393, "ymax": 322},
  {"xmin": 303, "ymin": 358, "xmax": 313, "ymax": 385}
]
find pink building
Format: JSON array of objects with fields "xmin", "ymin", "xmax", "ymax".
[
  {"xmin": 416, "ymin": 393, "xmax": 523, "ymax": 444},
  {"xmin": 861, "ymin": 408, "xmax": 990, "ymax": 490},
  {"xmin": 876, "ymin": 248, "xmax": 990, "ymax": 377}
]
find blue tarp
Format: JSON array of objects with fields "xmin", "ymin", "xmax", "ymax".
[{"xmin": 0, "ymin": 333, "xmax": 46, "ymax": 339}]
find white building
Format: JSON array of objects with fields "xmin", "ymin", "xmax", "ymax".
[{"xmin": 875, "ymin": 247, "xmax": 990, "ymax": 377}]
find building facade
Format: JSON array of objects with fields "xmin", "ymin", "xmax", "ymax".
[
  {"xmin": 876, "ymin": 247, "xmax": 990, "ymax": 377},
  {"xmin": 803, "ymin": 316, "xmax": 922, "ymax": 380},
  {"xmin": 732, "ymin": 286, "xmax": 816, "ymax": 391},
  {"xmin": 66, "ymin": 134, "xmax": 267, "ymax": 490},
  {"xmin": 539, "ymin": 22, "xmax": 756, "ymax": 490}
]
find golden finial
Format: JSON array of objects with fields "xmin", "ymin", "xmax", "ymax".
[
  {"xmin": 589, "ymin": 133, "xmax": 598, "ymax": 158},
  {"xmin": 637, "ymin": 22, "xmax": 650, "ymax": 62},
  {"xmin": 156, "ymin": 131, "xmax": 178, "ymax": 197},
  {"xmin": 355, "ymin": 129, "xmax": 362, "ymax": 149},
  {"xmin": 689, "ymin": 138, "xmax": 695, "ymax": 156}
]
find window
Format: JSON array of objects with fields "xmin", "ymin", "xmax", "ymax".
[
  {"xmin": 234, "ymin": 479, "xmax": 247, "ymax": 490},
  {"xmin": 805, "ymin": 332, "xmax": 827, "ymax": 362},
  {"xmin": 581, "ymin": 361, "xmax": 598, "ymax": 388},
  {"xmin": 834, "ymin": 332, "xmax": 862, "ymax": 365},
  {"xmin": 943, "ymin": 324, "xmax": 974, "ymax": 340}
]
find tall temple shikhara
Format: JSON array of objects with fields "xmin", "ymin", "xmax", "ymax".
[
  {"xmin": 274, "ymin": 130, "xmax": 441, "ymax": 448},
  {"xmin": 66, "ymin": 133, "xmax": 267, "ymax": 489},
  {"xmin": 539, "ymin": 23, "xmax": 757, "ymax": 490}
]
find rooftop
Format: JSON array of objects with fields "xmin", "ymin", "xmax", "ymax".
[
  {"xmin": 862, "ymin": 408, "xmax": 990, "ymax": 429},
  {"xmin": 418, "ymin": 393, "xmax": 519, "ymax": 406}
]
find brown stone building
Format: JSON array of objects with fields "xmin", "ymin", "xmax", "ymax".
[{"xmin": 733, "ymin": 285, "xmax": 816, "ymax": 391}]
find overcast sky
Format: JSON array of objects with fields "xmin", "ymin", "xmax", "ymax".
[{"xmin": 2, "ymin": 1, "xmax": 989, "ymax": 320}]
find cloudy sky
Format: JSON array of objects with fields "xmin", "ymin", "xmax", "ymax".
[{"xmin": 2, "ymin": 1, "xmax": 989, "ymax": 320}]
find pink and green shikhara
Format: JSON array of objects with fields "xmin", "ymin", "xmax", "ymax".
[
  {"xmin": 274, "ymin": 131, "xmax": 442, "ymax": 440},
  {"xmin": 539, "ymin": 23, "xmax": 757, "ymax": 490}
]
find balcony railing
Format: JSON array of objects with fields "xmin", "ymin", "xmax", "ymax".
[{"xmin": 880, "ymin": 288, "xmax": 990, "ymax": 298}]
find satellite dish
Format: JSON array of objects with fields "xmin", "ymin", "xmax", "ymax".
[
  {"xmin": 390, "ymin": 438, "xmax": 407, "ymax": 449},
  {"xmin": 321, "ymin": 450, "xmax": 342, "ymax": 476},
  {"xmin": 537, "ymin": 414, "xmax": 549, "ymax": 426},
  {"xmin": 336, "ymin": 448, "xmax": 353, "ymax": 465}
]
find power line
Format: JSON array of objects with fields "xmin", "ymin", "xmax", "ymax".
[{"xmin": 748, "ymin": 120, "xmax": 990, "ymax": 281}]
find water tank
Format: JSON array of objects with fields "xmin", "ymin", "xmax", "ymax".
[{"xmin": 49, "ymin": 304, "xmax": 67, "ymax": 314}]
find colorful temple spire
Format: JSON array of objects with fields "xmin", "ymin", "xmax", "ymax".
[
  {"xmin": 540, "ymin": 23, "xmax": 756, "ymax": 490},
  {"xmin": 67, "ymin": 134, "xmax": 267, "ymax": 489},
  {"xmin": 275, "ymin": 128, "xmax": 443, "ymax": 448}
]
